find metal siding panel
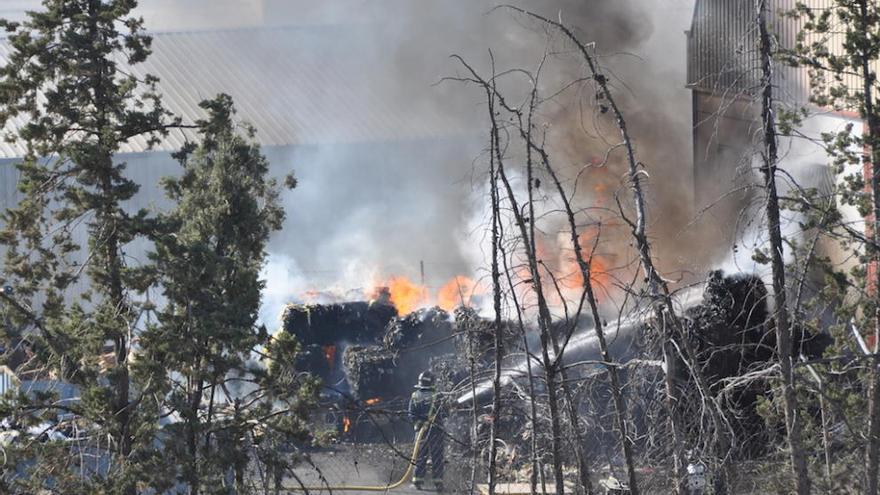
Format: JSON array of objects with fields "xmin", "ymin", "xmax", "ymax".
[{"xmin": 0, "ymin": 26, "xmax": 475, "ymax": 159}]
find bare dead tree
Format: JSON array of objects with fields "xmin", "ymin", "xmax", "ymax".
[
  {"xmin": 450, "ymin": 54, "xmax": 573, "ymax": 494},
  {"xmin": 492, "ymin": 97, "xmax": 572, "ymax": 495},
  {"xmin": 513, "ymin": 74, "xmax": 595, "ymax": 495},
  {"xmin": 485, "ymin": 71, "xmax": 640, "ymax": 493},
  {"xmin": 500, "ymin": 225, "xmax": 546, "ymax": 495},
  {"xmin": 469, "ymin": 315, "xmax": 481, "ymax": 495},
  {"xmin": 756, "ymin": 0, "xmax": 811, "ymax": 492},
  {"xmin": 497, "ymin": 6, "xmax": 739, "ymax": 493},
  {"xmin": 488, "ymin": 93, "xmax": 506, "ymax": 495}
]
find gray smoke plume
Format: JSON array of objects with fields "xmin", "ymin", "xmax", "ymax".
[
  {"xmin": 248, "ymin": 0, "xmax": 698, "ymax": 325},
  {"xmin": 50, "ymin": 0, "xmax": 699, "ymax": 324}
]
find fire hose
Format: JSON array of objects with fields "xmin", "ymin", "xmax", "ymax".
[{"xmin": 284, "ymin": 423, "xmax": 428, "ymax": 492}]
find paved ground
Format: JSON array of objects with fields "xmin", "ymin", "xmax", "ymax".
[{"xmin": 287, "ymin": 442, "xmax": 448, "ymax": 495}]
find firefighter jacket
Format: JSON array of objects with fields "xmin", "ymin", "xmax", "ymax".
[{"xmin": 408, "ymin": 387, "xmax": 442, "ymax": 429}]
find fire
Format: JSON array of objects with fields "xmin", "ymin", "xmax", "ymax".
[
  {"xmin": 302, "ymin": 289, "xmax": 323, "ymax": 303},
  {"xmin": 437, "ymin": 276, "xmax": 484, "ymax": 311},
  {"xmin": 560, "ymin": 230, "xmax": 614, "ymax": 294},
  {"xmin": 365, "ymin": 397, "xmax": 381, "ymax": 406},
  {"xmin": 563, "ymin": 255, "xmax": 611, "ymax": 291},
  {"xmin": 322, "ymin": 344, "xmax": 337, "ymax": 370},
  {"xmin": 385, "ymin": 276, "xmax": 428, "ymax": 314},
  {"xmin": 342, "ymin": 416, "xmax": 351, "ymax": 433}
]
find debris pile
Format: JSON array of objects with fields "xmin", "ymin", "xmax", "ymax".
[
  {"xmin": 684, "ymin": 270, "xmax": 772, "ymax": 382},
  {"xmin": 674, "ymin": 271, "xmax": 831, "ymax": 454},
  {"xmin": 278, "ymin": 298, "xmax": 459, "ymax": 402}
]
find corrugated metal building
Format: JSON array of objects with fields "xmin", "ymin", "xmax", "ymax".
[
  {"xmin": 686, "ymin": 0, "xmax": 864, "ymax": 214},
  {"xmin": 0, "ymin": 27, "xmax": 468, "ymax": 159}
]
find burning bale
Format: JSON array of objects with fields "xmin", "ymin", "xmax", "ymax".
[
  {"xmin": 383, "ymin": 306, "xmax": 452, "ymax": 349},
  {"xmin": 341, "ymin": 344, "xmax": 397, "ymax": 399},
  {"xmin": 276, "ymin": 295, "xmax": 464, "ymax": 405},
  {"xmin": 343, "ymin": 308, "xmax": 458, "ymax": 400},
  {"xmin": 683, "ymin": 271, "xmax": 773, "ymax": 382},
  {"xmin": 281, "ymin": 300, "xmax": 397, "ymax": 347},
  {"xmin": 669, "ymin": 271, "xmax": 831, "ymax": 455}
]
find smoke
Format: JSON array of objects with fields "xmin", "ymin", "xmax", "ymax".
[
  {"xmin": 717, "ymin": 112, "xmax": 859, "ymax": 285},
  {"xmin": 132, "ymin": 0, "xmax": 701, "ymax": 325}
]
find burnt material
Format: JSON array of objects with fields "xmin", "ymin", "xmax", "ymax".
[
  {"xmin": 452, "ymin": 306, "xmax": 495, "ymax": 362},
  {"xmin": 684, "ymin": 270, "xmax": 772, "ymax": 384},
  {"xmin": 383, "ymin": 306, "xmax": 453, "ymax": 350},
  {"xmin": 281, "ymin": 301, "xmax": 397, "ymax": 347},
  {"xmin": 676, "ymin": 270, "xmax": 831, "ymax": 456},
  {"xmin": 341, "ymin": 344, "xmax": 397, "ymax": 399}
]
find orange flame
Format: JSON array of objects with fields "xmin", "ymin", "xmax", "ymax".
[
  {"xmin": 385, "ymin": 276, "xmax": 428, "ymax": 315},
  {"xmin": 560, "ymin": 230, "xmax": 613, "ymax": 294},
  {"xmin": 342, "ymin": 416, "xmax": 351, "ymax": 433},
  {"xmin": 365, "ymin": 397, "xmax": 381, "ymax": 406},
  {"xmin": 437, "ymin": 276, "xmax": 485, "ymax": 311},
  {"xmin": 323, "ymin": 345, "xmax": 337, "ymax": 371},
  {"xmin": 562, "ymin": 255, "xmax": 611, "ymax": 291}
]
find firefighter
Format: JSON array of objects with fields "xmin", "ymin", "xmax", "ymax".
[{"xmin": 408, "ymin": 370, "xmax": 444, "ymax": 491}]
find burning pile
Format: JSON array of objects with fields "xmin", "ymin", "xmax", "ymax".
[
  {"xmin": 383, "ymin": 306, "xmax": 452, "ymax": 349},
  {"xmin": 281, "ymin": 300, "xmax": 397, "ymax": 346},
  {"xmin": 341, "ymin": 345, "xmax": 397, "ymax": 399},
  {"xmin": 280, "ymin": 295, "xmax": 459, "ymax": 401},
  {"xmin": 344, "ymin": 306, "xmax": 456, "ymax": 400}
]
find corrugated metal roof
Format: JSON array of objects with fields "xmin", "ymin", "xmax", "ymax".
[{"xmin": 0, "ymin": 25, "xmax": 473, "ymax": 159}]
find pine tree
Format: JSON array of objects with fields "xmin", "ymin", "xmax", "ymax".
[
  {"xmin": 135, "ymin": 94, "xmax": 305, "ymax": 494},
  {"xmin": 785, "ymin": 0, "xmax": 880, "ymax": 491},
  {"xmin": 0, "ymin": 1, "xmax": 174, "ymax": 493}
]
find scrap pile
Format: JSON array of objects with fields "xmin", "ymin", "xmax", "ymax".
[
  {"xmin": 345, "ymin": 306, "xmax": 456, "ymax": 399},
  {"xmin": 280, "ymin": 299, "xmax": 398, "ymax": 395},
  {"xmin": 383, "ymin": 306, "xmax": 452, "ymax": 349},
  {"xmin": 452, "ymin": 306, "xmax": 496, "ymax": 361}
]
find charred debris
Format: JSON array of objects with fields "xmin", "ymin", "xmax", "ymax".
[{"xmin": 277, "ymin": 271, "xmax": 829, "ymax": 451}]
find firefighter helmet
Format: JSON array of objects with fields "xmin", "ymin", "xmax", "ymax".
[{"xmin": 416, "ymin": 371, "xmax": 435, "ymax": 389}]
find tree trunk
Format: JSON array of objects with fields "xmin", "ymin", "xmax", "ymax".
[
  {"xmin": 758, "ymin": 1, "xmax": 811, "ymax": 492},
  {"xmin": 501, "ymin": 240, "xmax": 544, "ymax": 495},
  {"xmin": 860, "ymin": 0, "xmax": 880, "ymax": 489},
  {"xmin": 87, "ymin": 2, "xmax": 134, "ymax": 492},
  {"xmin": 494, "ymin": 133, "xmax": 568, "ymax": 495},
  {"xmin": 188, "ymin": 376, "xmax": 204, "ymax": 495},
  {"xmin": 488, "ymin": 126, "xmax": 505, "ymax": 495},
  {"xmin": 469, "ymin": 326, "xmax": 480, "ymax": 495}
]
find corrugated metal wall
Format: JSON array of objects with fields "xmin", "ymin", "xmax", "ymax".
[
  {"xmin": 687, "ymin": 0, "xmax": 836, "ymax": 103},
  {"xmin": 0, "ymin": 365, "xmax": 20, "ymax": 395}
]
